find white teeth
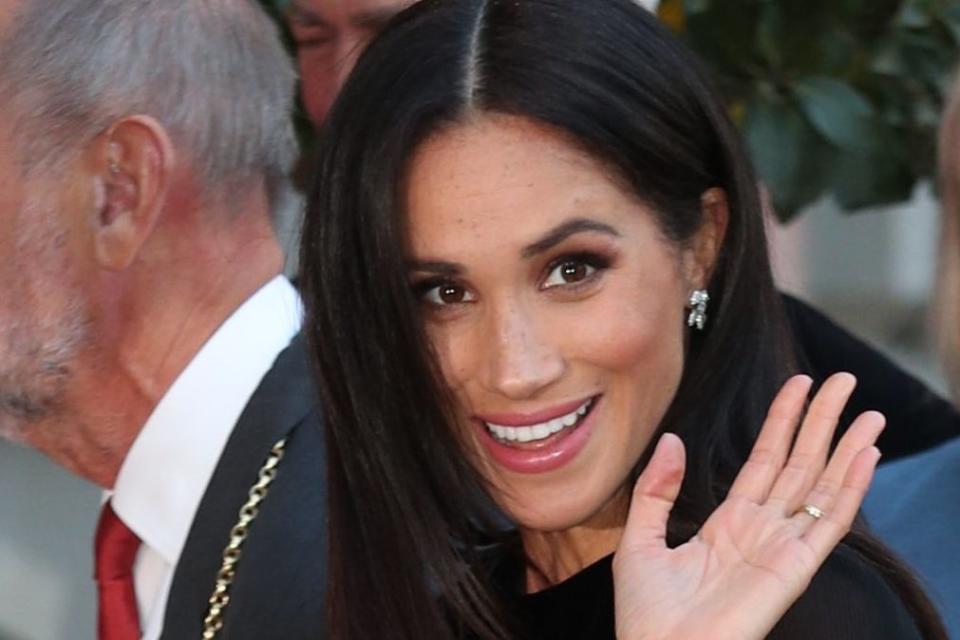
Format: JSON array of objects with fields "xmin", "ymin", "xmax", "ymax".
[{"xmin": 484, "ymin": 398, "xmax": 593, "ymax": 444}]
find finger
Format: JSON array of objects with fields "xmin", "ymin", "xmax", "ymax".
[
  {"xmin": 803, "ymin": 446, "xmax": 881, "ymax": 558},
  {"xmin": 766, "ymin": 372, "xmax": 857, "ymax": 513},
  {"xmin": 728, "ymin": 375, "xmax": 812, "ymax": 503},
  {"xmin": 795, "ymin": 411, "xmax": 885, "ymax": 521},
  {"xmin": 620, "ymin": 433, "xmax": 686, "ymax": 552}
]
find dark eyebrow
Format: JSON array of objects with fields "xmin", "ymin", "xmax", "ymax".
[
  {"xmin": 406, "ymin": 260, "xmax": 463, "ymax": 277},
  {"xmin": 285, "ymin": 3, "xmax": 329, "ymax": 28},
  {"xmin": 521, "ymin": 218, "xmax": 621, "ymax": 258},
  {"xmin": 407, "ymin": 218, "xmax": 619, "ymax": 275}
]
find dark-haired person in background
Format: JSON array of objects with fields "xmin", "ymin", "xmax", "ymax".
[
  {"xmin": 285, "ymin": 0, "xmax": 418, "ymax": 125},
  {"xmin": 283, "ymin": 0, "xmax": 960, "ymax": 463},
  {"xmin": 300, "ymin": 0, "xmax": 947, "ymax": 637},
  {"xmin": 0, "ymin": 0, "xmax": 325, "ymax": 637}
]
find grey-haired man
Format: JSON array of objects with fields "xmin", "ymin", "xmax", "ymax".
[{"xmin": 0, "ymin": 1, "xmax": 325, "ymax": 637}]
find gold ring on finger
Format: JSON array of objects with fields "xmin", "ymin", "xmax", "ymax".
[{"xmin": 800, "ymin": 504, "xmax": 825, "ymax": 519}]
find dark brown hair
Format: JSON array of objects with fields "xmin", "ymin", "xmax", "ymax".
[{"xmin": 300, "ymin": 1, "xmax": 947, "ymax": 637}]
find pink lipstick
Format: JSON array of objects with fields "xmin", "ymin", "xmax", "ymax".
[{"xmin": 473, "ymin": 395, "xmax": 600, "ymax": 474}]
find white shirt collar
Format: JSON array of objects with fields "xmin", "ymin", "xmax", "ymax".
[{"xmin": 111, "ymin": 275, "xmax": 302, "ymax": 565}]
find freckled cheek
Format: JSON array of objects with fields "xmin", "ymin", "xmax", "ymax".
[
  {"xmin": 561, "ymin": 291, "xmax": 687, "ymax": 471},
  {"xmin": 552, "ymin": 287, "xmax": 686, "ymax": 377},
  {"xmin": 606, "ymin": 309, "xmax": 686, "ymax": 439},
  {"xmin": 424, "ymin": 321, "xmax": 477, "ymax": 398},
  {"xmin": 422, "ymin": 322, "xmax": 494, "ymax": 463}
]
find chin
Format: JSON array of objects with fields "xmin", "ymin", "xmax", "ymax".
[{"xmin": 496, "ymin": 482, "xmax": 623, "ymax": 534}]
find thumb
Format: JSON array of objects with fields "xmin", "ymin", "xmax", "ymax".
[{"xmin": 620, "ymin": 433, "xmax": 686, "ymax": 552}]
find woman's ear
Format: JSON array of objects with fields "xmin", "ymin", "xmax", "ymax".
[
  {"xmin": 90, "ymin": 115, "xmax": 175, "ymax": 271},
  {"xmin": 683, "ymin": 187, "xmax": 729, "ymax": 290}
]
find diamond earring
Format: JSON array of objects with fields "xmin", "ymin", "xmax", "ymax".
[{"xmin": 687, "ymin": 289, "xmax": 709, "ymax": 330}]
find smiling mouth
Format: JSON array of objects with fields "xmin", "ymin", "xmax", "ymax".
[{"xmin": 482, "ymin": 397, "xmax": 597, "ymax": 446}]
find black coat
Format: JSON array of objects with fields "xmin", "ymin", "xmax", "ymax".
[{"xmin": 160, "ymin": 335, "xmax": 326, "ymax": 639}]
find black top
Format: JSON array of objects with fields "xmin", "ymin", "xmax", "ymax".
[{"xmin": 497, "ymin": 548, "xmax": 921, "ymax": 639}]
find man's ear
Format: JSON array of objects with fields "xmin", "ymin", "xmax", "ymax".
[
  {"xmin": 91, "ymin": 115, "xmax": 175, "ymax": 270},
  {"xmin": 683, "ymin": 187, "xmax": 729, "ymax": 290}
]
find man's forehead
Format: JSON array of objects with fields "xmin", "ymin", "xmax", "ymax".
[{"xmin": 288, "ymin": 0, "xmax": 415, "ymax": 20}]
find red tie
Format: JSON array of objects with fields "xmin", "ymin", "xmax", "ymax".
[{"xmin": 94, "ymin": 502, "xmax": 143, "ymax": 640}]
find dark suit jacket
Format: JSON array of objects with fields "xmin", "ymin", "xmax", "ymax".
[
  {"xmin": 160, "ymin": 335, "xmax": 326, "ymax": 639},
  {"xmin": 783, "ymin": 295, "xmax": 960, "ymax": 460}
]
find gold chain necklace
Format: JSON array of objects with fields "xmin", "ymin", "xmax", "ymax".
[{"xmin": 201, "ymin": 437, "xmax": 288, "ymax": 639}]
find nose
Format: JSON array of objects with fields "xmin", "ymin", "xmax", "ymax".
[{"xmin": 482, "ymin": 301, "xmax": 565, "ymax": 400}]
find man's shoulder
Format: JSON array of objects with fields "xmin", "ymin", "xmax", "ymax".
[
  {"xmin": 160, "ymin": 424, "xmax": 327, "ymax": 639},
  {"xmin": 866, "ymin": 436, "xmax": 960, "ymax": 526},
  {"xmin": 863, "ymin": 438, "xmax": 960, "ymax": 580},
  {"xmin": 863, "ymin": 436, "xmax": 960, "ymax": 619},
  {"xmin": 197, "ymin": 331, "xmax": 326, "ymax": 545},
  {"xmin": 159, "ymin": 335, "xmax": 327, "ymax": 639}
]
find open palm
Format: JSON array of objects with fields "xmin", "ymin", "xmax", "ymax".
[{"xmin": 613, "ymin": 373, "xmax": 884, "ymax": 640}]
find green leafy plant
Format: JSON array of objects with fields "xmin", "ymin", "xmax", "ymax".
[{"xmin": 659, "ymin": 0, "xmax": 960, "ymax": 220}]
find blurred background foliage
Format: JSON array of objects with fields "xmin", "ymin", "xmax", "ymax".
[
  {"xmin": 261, "ymin": 0, "xmax": 960, "ymax": 221},
  {"xmin": 659, "ymin": 0, "xmax": 960, "ymax": 220}
]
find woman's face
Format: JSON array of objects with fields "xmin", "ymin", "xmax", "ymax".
[{"xmin": 405, "ymin": 114, "xmax": 717, "ymax": 534}]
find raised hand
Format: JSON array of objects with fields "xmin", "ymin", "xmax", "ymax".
[{"xmin": 612, "ymin": 373, "xmax": 884, "ymax": 640}]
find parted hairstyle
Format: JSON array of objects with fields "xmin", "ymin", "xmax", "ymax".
[
  {"xmin": 300, "ymin": 1, "xmax": 946, "ymax": 638},
  {"xmin": 0, "ymin": 0, "xmax": 297, "ymax": 211}
]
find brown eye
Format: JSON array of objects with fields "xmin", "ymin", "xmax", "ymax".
[
  {"xmin": 543, "ymin": 258, "xmax": 598, "ymax": 288},
  {"xmin": 421, "ymin": 282, "xmax": 476, "ymax": 306},
  {"xmin": 560, "ymin": 262, "xmax": 588, "ymax": 282},
  {"xmin": 439, "ymin": 285, "xmax": 466, "ymax": 303}
]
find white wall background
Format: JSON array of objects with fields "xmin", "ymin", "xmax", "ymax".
[
  {"xmin": 771, "ymin": 183, "xmax": 945, "ymax": 392},
  {"xmin": 0, "ymin": 445, "xmax": 97, "ymax": 640}
]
